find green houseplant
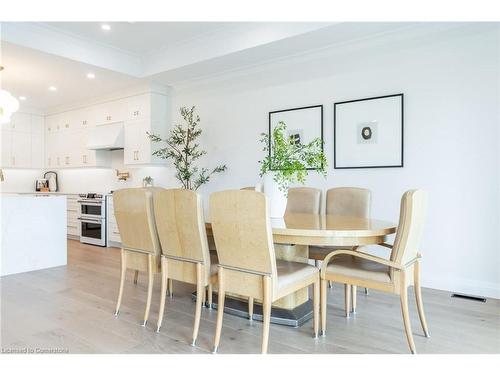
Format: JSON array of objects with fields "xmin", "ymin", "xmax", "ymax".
[
  {"xmin": 148, "ymin": 106, "xmax": 227, "ymax": 190},
  {"xmin": 259, "ymin": 121, "xmax": 327, "ymax": 217}
]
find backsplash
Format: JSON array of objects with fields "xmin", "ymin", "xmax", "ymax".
[{"xmin": 0, "ymin": 150, "xmax": 176, "ymax": 194}]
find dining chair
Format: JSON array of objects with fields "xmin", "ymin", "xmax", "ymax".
[
  {"xmin": 285, "ymin": 187, "xmax": 322, "ymax": 214},
  {"xmin": 154, "ymin": 189, "xmax": 218, "ymax": 346},
  {"xmin": 319, "ymin": 189, "xmax": 430, "ymax": 354},
  {"xmin": 113, "ymin": 187, "xmax": 164, "ymax": 326},
  {"xmin": 309, "ymin": 187, "xmax": 371, "ymax": 315},
  {"xmin": 210, "ymin": 190, "xmax": 320, "ymax": 354}
]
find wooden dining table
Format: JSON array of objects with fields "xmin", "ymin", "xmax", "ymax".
[{"xmin": 205, "ymin": 213, "xmax": 397, "ymax": 326}]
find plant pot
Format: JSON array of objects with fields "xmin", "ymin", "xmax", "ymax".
[{"xmin": 263, "ymin": 172, "xmax": 288, "ymax": 218}]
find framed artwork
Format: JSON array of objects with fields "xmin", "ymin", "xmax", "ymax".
[
  {"xmin": 268, "ymin": 105, "xmax": 323, "ymax": 170},
  {"xmin": 334, "ymin": 93, "xmax": 404, "ymax": 169}
]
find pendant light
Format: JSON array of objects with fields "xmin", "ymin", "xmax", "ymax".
[{"xmin": 0, "ymin": 66, "xmax": 20, "ymax": 124}]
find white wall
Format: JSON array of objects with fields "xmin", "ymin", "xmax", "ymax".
[{"xmin": 171, "ymin": 25, "xmax": 500, "ymax": 298}]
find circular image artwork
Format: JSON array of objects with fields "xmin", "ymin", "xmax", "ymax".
[{"xmin": 361, "ymin": 126, "xmax": 372, "ymax": 140}]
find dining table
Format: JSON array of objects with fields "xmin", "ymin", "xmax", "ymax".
[{"xmin": 205, "ymin": 212, "xmax": 397, "ymax": 326}]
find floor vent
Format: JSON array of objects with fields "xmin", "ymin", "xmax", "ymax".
[{"xmin": 451, "ymin": 293, "xmax": 486, "ymax": 303}]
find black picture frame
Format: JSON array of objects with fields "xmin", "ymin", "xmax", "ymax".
[
  {"xmin": 333, "ymin": 93, "xmax": 404, "ymax": 169},
  {"xmin": 268, "ymin": 104, "xmax": 324, "ymax": 171}
]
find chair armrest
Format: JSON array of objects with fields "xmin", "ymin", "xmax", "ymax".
[{"xmin": 320, "ymin": 249, "xmax": 403, "ymax": 278}]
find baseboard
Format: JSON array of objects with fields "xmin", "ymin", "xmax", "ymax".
[{"xmin": 422, "ymin": 275, "xmax": 500, "ymax": 300}]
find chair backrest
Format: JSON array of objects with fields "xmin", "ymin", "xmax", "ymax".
[
  {"xmin": 285, "ymin": 187, "xmax": 322, "ymax": 214},
  {"xmin": 154, "ymin": 189, "xmax": 210, "ymax": 265},
  {"xmin": 210, "ymin": 190, "xmax": 277, "ymax": 277},
  {"xmin": 390, "ymin": 189, "xmax": 428, "ymax": 264},
  {"xmin": 113, "ymin": 188, "xmax": 162, "ymax": 255},
  {"xmin": 326, "ymin": 187, "xmax": 371, "ymax": 217}
]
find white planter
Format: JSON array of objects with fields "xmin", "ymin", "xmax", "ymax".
[{"xmin": 263, "ymin": 173, "xmax": 288, "ymax": 218}]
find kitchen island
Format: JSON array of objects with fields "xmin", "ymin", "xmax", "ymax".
[{"xmin": 1, "ymin": 194, "xmax": 67, "ymax": 276}]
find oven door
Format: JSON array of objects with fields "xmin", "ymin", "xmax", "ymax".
[
  {"xmin": 78, "ymin": 200, "xmax": 104, "ymax": 218},
  {"xmin": 78, "ymin": 217, "xmax": 106, "ymax": 246}
]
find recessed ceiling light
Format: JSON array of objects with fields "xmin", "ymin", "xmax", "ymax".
[
  {"xmin": 87, "ymin": 72, "xmax": 95, "ymax": 79},
  {"xmin": 101, "ymin": 24, "xmax": 111, "ymax": 31},
  {"xmin": 19, "ymin": 96, "xmax": 27, "ymax": 101},
  {"xmin": 48, "ymin": 86, "xmax": 57, "ymax": 92}
]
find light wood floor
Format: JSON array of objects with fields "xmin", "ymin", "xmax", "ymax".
[{"xmin": 1, "ymin": 240, "xmax": 499, "ymax": 354}]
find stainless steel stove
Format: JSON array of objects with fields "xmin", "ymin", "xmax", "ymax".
[{"xmin": 78, "ymin": 193, "xmax": 107, "ymax": 246}]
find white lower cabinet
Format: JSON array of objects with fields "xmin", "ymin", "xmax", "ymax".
[
  {"xmin": 67, "ymin": 195, "xmax": 80, "ymax": 238},
  {"xmin": 106, "ymin": 196, "xmax": 121, "ymax": 246}
]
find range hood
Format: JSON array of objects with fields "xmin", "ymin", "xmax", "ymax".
[{"xmin": 86, "ymin": 122, "xmax": 124, "ymax": 151}]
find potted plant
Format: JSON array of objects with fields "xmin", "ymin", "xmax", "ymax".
[
  {"xmin": 148, "ymin": 106, "xmax": 227, "ymax": 190},
  {"xmin": 259, "ymin": 121, "xmax": 327, "ymax": 217}
]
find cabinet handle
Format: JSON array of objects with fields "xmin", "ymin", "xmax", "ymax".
[
  {"xmin": 65, "ymin": 123, "xmax": 69, "ymax": 128},
  {"xmin": 57, "ymin": 157, "xmax": 60, "ymax": 165},
  {"xmin": 83, "ymin": 120, "xmax": 87, "ymax": 126},
  {"xmin": 106, "ymin": 115, "xmax": 112, "ymax": 121},
  {"xmin": 57, "ymin": 125, "xmax": 60, "ymax": 130},
  {"xmin": 65, "ymin": 156, "xmax": 69, "ymax": 165}
]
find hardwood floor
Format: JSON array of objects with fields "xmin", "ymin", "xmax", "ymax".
[{"xmin": 1, "ymin": 240, "xmax": 499, "ymax": 354}]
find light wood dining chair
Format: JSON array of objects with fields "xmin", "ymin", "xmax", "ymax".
[
  {"xmin": 210, "ymin": 190, "xmax": 320, "ymax": 354},
  {"xmin": 285, "ymin": 187, "xmax": 322, "ymax": 214},
  {"xmin": 320, "ymin": 189, "xmax": 430, "ymax": 354},
  {"xmin": 113, "ymin": 187, "xmax": 164, "ymax": 326},
  {"xmin": 309, "ymin": 187, "xmax": 371, "ymax": 315},
  {"xmin": 154, "ymin": 189, "xmax": 218, "ymax": 346}
]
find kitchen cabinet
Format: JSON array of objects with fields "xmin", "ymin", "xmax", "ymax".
[
  {"xmin": 31, "ymin": 115, "xmax": 44, "ymax": 134},
  {"xmin": 106, "ymin": 196, "xmax": 121, "ymax": 246},
  {"xmin": 1, "ymin": 129, "xmax": 12, "ymax": 167},
  {"xmin": 11, "ymin": 132, "xmax": 32, "ymax": 168},
  {"xmin": 31, "ymin": 133, "xmax": 44, "ymax": 168},
  {"xmin": 11, "ymin": 112, "xmax": 32, "ymax": 133},
  {"xmin": 124, "ymin": 118, "xmax": 167, "ymax": 165},
  {"xmin": 42, "ymin": 90, "xmax": 169, "ymax": 169},
  {"xmin": 66, "ymin": 195, "xmax": 80, "ymax": 238}
]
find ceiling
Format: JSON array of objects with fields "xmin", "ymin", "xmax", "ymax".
[
  {"xmin": 40, "ymin": 22, "xmax": 238, "ymax": 55},
  {"xmin": 1, "ymin": 22, "xmax": 485, "ymax": 112},
  {"xmin": 0, "ymin": 42, "xmax": 140, "ymax": 110}
]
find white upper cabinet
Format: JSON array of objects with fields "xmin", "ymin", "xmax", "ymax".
[
  {"xmin": 40, "ymin": 90, "xmax": 169, "ymax": 169},
  {"xmin": 11, "ymin": 113, "xmax": 32, "ymax": 133},
  {"xmin": 1, "ymin": 113, "xmax": 45, "ymax": 169},
  {"xmin": 31, "ymin": 115, "xmax": 44, "ymax": 134},
  {"xmin": 1, "ymin": 129, "xmax": 12, "ymax": 167},
  {"xmin": 11, "ymin": 132, "xmax": 32, "ymax": 168}
]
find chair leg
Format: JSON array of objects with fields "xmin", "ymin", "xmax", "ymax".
[
  {"xmin": 261, "ymin": 275, "xmax": 272, "ymax": 354},
  {"xmin": 313, "ymin": 275, "xmax": 320, "ymax": 338},
  {"xmin": 212, "ymin": 268, "xmax": 225, "ymax": 353},
  {"xmin": 320, "ymin": 279, "xmax": 328, "ymax": 335},
  {"xmin": 114, "ymin": 249, "xmax": 127, "ymax": 316},
  {"xmin": 156, "ymin": 257, "xmax": 168, "ymax": 332},
  {"xmin": 133, "ymin": 270, "xmax": 139, "ymax": 285},
  {"xmin": 328, "ymin": 281, "xmax": 333, "ymax": 289},
  {"xmin": 168, "ymin": 279, "xmax": 173, "ymax": 298},
  {"xmin": 192, "ymin": 263, "xmax": 203, "ymax": 346},
  {"xmin": 400, "ymin": 271, "xmax": 416, "ymax": 354},
  {"xmin": 201, "ymin": 285, "xmax": 207, "ymax": 306},
  {"xmin": 365, "ymin": 288, "xmax": 369, "ymax": 295},
  {"xmin": 351, "ymin": 285, "xmax": 357, "ymax": 313},
  {"xmin": 142, "ymin": 254, "xmax": 154, "ymax": 327},
  {"xmin": 248, "ymin": 297, "xmax": 254, "ymax": 320},
  {"xmin": 414, "ymin": 261, "xmax": 430, "ymax": 337},
  {"xmin": 208, "ymin": 283, "xmax": 213, "ymax": 309},
  {"xmin": 344, "ymin": 284, "xmax": 351, "ymax": 318}
]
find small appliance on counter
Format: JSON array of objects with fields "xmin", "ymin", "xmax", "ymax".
[
  {"xmin": 44, "ymin": 171, "xmax": 58, "ymax": 192},
  {"xmin": 35, "ymin": 178, "xmax": 49, "ymax": 192}
]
